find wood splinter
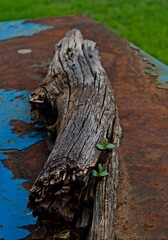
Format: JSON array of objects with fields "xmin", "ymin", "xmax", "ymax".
[{"xmin": 28, "ymin": 29, "xmax": 121, "ymax": 240}]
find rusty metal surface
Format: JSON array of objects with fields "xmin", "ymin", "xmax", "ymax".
[{"xmin": 0, "ymin": 15, "xmax": 167, "ymax": 239}]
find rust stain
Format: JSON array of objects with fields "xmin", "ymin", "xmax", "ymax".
[
  {"xmin": 4, "ymin": 141, "xmax": 50, "ymax": 189},
  {"xmin": 10, "ymin": 120, "xmax": 35, "ymax": 138}
]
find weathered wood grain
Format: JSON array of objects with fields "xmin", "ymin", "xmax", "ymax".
[{"xmin": 28, "ymin": 29, "xmax": 121, "ymax": 240}]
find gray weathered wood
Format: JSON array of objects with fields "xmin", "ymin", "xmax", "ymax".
[{"xmin": 28, "ymin": 29, "xmax": 121, "ymax": 240}]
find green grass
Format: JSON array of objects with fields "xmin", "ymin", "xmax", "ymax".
[{"xmin": 0, "ymin": 0, "xmax": 168, "ymax": 64}]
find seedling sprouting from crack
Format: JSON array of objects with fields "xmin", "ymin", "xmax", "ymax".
[
  {"xmin": 92, "ymin": 163, "xmax": 108, "ymax": 177},
  {"xmin": 96, "ymin": 137, "xmax": 115, "ymax": 151},
  {"xmin": 92, "ymin": 138, "xmax": 115, "ymax": 177}
]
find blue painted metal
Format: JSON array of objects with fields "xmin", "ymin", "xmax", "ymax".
[
  {"xmin": 0, "ymin": 15, "xmax": 167, "ymax": 239},
  {"xmin": 0, "ymin": 19, "xmax": 53, "ymax": 41},
  {"xmin": 129, "ymin": 43, "xmax": 168, "ymax": 89},
  {"xmin": 0, "ymin": 89, "xmax": 46, "ymax": 240}
]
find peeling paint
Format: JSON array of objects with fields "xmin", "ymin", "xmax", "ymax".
[
  {"xmin": 0, "ymin": 153, "xmax": 34, "ymax": 240},
  {"xmin": 0, "ymin": 89, "xmax": 46, "ymax": 240},
  {"xmin": 129, "ymin": 43, "xmax": 168, "ymax": 89},
  {"xmin": 0, "ymin": 20, "xmax": 53, "ymax": 41},
  {"xmin": 0, "ymin": 89, "xmax": 45, "ymax": 150}
]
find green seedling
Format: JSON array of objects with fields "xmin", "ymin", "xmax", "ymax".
[
  {"xmin": 92, "ymin": 163, "xmax": 108, "ymax": 177},
  {"xmin": 96, "ymin": 137, "xmax": 115, "ymax": 151}
]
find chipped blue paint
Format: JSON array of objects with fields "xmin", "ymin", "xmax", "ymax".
[
  {"xmin": 0, "ymin": 19, "xmax": 53, "ymax": 41},
  {"xmin": 0, "ymin": 89, "xmax": 46, "ymax": 240},
  {"xmin": 129, "ymin": 43, "xmax": 168, "ymax": 89},
  {"xmin": 0, "ymin": 89, "xmax": 45, "ymax": 150},
  {"xmin": 0, "ymin": 154, "xmax": 34, "ymax": 240}
]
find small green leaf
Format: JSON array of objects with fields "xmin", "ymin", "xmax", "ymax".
[
  {"xmin": 99, "ymin": 171, "xmax": 108, "ymax": 177},
  {"xmin": 92, "ymin": 169, "xmax": 98, "ymax": 177},
  {"xmin": 98, "ymin": 163, "xmax": 103, "ymax": 173},
  {"xmin": 96, "ymin": 144, "xmax": 105, "ymax": 150},
  {"xmin": 105, "ymin": 143, "xmax": 115, "ymax": 150},
  {"xmin": 103, "ymin": 138, "xmax": 109, "ymax": 146}
]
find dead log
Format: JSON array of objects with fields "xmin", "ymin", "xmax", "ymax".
[{"xmin": 28, "ymin": 29, "xmax": 121, "ymax": 240}]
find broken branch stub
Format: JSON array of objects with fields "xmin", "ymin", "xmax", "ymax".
[{"xmin": 28, "ymin": 29, "xmax": 121, "ymax": 240}]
